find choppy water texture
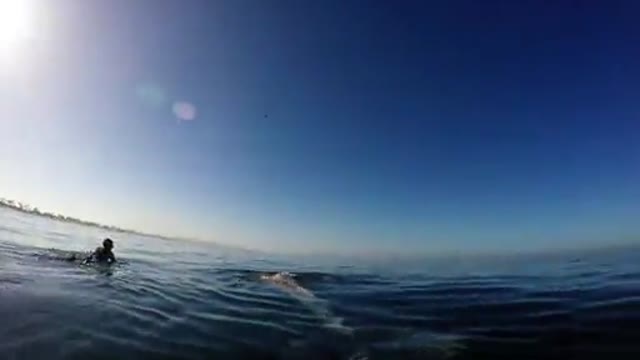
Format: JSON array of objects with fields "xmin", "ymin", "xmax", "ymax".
[{"xmin": 1, "ymin": 207, "xmax": 640, "ymax": 359}]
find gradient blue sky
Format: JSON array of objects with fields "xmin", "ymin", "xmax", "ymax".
[{"xmin": 1, "ymin": 0, "xmax": 639, "ymax": 254}]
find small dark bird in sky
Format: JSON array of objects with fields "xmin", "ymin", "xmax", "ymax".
[{"xmin": 264, "ymin": 114, "xmax": 268, "ymax": 118}]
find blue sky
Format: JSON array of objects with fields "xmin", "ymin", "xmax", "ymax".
[{"xmin": 1, "ymin": 0, "xmax": 639, "ymax": 254}]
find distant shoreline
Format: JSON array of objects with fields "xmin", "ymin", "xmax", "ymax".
[
  {"xmin": 0, "ymin": 197, "xmax": 167, "ymax": 241},
  {"xmin": 0, "ymin": 197, "xmax": 263, "ymax": 254},
  {"xmin": 2, "ymin": 197, "xmax": 636, "ymax": 258}
]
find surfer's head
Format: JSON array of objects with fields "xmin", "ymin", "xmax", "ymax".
[{"xmin": 103, "ymin": 238, "xmax": 114, "ymax": 251}]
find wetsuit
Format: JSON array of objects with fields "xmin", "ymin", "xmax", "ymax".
[{"xmin": 86, "ymin": 246, "xmax": 116, "ymax": 264}]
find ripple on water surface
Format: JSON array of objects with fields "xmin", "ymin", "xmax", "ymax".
[{"xmin": 1, "ymin": 211, "xmax": 640, "ymax": 359}]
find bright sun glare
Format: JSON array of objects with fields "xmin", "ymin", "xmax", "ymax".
[{"xmin": 0, "ymin": 0, "xmax": 34, "ymax": 54}]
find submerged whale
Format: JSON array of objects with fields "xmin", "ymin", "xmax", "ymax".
[
  {"xmin": 259, "ymin": 271, "xmax": 465, "ymax": 359},
  {"xmin": 260, "ymin": 271, "xmax": 352, "ymax": 334},
  {"xmin": 260, "ymin": 272, "xmax": 314, "ymax": 297}
]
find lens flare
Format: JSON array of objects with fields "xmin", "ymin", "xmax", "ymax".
[
  {"xmin": 135, "ymin": 83, "xmax": 167, "ymax": 108},
  {"xmin": 172, "ymin": 101, "xmax": 197, "ymax": 122}
]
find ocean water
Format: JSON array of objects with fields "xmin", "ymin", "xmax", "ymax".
[{"xmin": 1, "ymin": 207, "xmax": 639, "ymax": 360}]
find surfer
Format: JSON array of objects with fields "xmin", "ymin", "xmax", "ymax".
[{"xmin": 84, "ymin": 238, "xmax": 116, "ymax": 264}]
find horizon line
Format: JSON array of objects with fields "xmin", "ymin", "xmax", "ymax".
[{"xmin": 1, "ymin": 196, "xmax": 637, "ymax": 258}]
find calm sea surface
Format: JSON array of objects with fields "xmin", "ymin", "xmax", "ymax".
[{"xmin": 1, "ymin": 207, "xmax": 639, "ymax": 359}]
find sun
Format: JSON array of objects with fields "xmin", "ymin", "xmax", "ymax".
[{"xmin": 0, "ymin": 0, "xmax": 34, "ymax": 54}]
